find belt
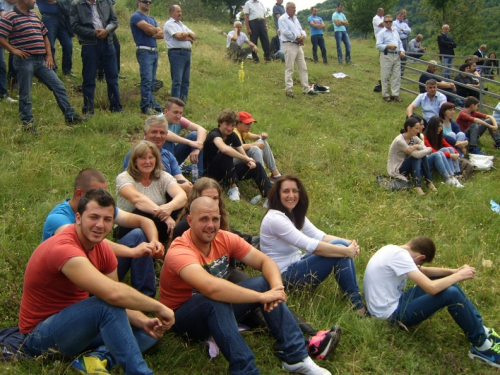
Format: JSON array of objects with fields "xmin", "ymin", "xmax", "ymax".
[
  {"xmin": 137, "ymin": 46, "xmax": 158, "ymax": 52},
  {"xmin": 169, "ymin": 48, "xmax": 191, "ymax": 51},
  {"xmin": 283, "ymin": 41, "xmax": 299, "ymax": 45},
  {"xmin": 250, "ymin": 18, "xmax": 265, "ymax": 22},
  {"xmin": 386, "ymin": 51, "xmax": 399, "ymax": 54}
]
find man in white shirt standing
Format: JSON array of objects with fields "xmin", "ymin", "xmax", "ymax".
[
  {"xmin": 376, "ymin": 14, "xmax": 405, "ymax": 102},
  {"xmin": 163, "ymin": 5, "xmax": 195, "ymax": 104},
  {"xmin": 372, "ymin": 8, "xmax": 384, "ymax": 38},
  {"xmin": 243, "ymin": 0, "xmax": 270, "ymax": 62},
  {"xmin": 278, "ymin": 2, "xmax": 317, "ymax": 98}
]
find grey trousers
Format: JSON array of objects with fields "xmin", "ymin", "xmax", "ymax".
[
  {"xmin": 234, "ymin": 140, "xmax": 277, "ymax": 172},
  {"xmin": 380, "ymin": 52, "xmax": 401, "ymax": 97}
]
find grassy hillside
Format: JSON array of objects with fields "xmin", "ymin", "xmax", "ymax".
[{"xmin": 1, "ymin": 5, "xmax": 500, "ymax": 374}]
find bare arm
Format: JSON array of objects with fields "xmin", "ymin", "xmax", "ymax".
[
  {"xmin": 43, "ymin": 36, "xmax": 54, "ymax": 69},
  {"xmin": 407, "ymin": 265, "xmax": 476, "ymax": 295},
  {"xmin": 136, "ymin": 20, "xmax": 163, "ymax": 39},
  {"xmin": 244, "ymin": 14, "xmax": 251, "ymax": 35},
  {"xmin": 119, "ymin": 185, "xmax": 160, "ymax": 214},
  {"xmin": 406, "ymin": 102, "xmax": 417, "ymax": 117}
]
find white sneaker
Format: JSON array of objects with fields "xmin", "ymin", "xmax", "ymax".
[
  {"xmin": 282, "ymin": 356, "xmax": 331, "ymax": 375},
  {"xmin": 227, "ymin": 187, "xmax": 240, "ymax": 201},
  {"xmin": 453, "ymin": 178, "xmax": 465, "ymax": 188},
  {"xmin": 5, "ymin": 96, "xmax": 17, "ymax": 103},
  {"xmin": 263, "ymin": 198, "xmax": 269, "ymax": 209},
  {"xmin": 445, "ymin": 178, "xmax": 454, "ymax": 186}
]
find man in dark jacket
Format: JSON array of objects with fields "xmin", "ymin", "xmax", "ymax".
[
  {"xmin": 70, "ymin": 0, "xmax": 122, "ymax": 116},
  {"xmin": 437, "ymin": 24, "xmax": 456, "ymax": 79}
]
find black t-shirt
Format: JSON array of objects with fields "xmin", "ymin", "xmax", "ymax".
[
  {"xmin": 418, "ymin": 71, "xmax": 442, "ymax": 93},
  {"xmin": 203, "ymin": 128, "xmax": 242, "ymax": 169}
]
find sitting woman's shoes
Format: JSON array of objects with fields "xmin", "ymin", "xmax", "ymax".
[
  {"xmin": 414, "ymin": 187, "xmax": 425, "ymax": 196},
  {"xmin": 426, "ymin": 182, "xmax": 437, "ymax": 191}
]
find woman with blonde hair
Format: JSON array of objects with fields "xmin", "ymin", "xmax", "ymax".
[{"xmin": 116, "ymin": 140, "xmax": 187, "ymax": 242}]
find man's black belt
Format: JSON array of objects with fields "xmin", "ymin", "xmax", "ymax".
[{"xmin": 169, "ymin": 48, "xmax": 191, "ymax": 51}]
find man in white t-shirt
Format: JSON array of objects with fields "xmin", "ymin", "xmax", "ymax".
[
  {"xmin": 364, "ymin": 236, "xmax": 500, "ymax": 369},
  {"xmin": 372, "ymin": 8, "xmax": 384, "ymax": 38},
  {"xmin": 226, "ymin": 21, "xmax": 257, "ymax": 62}
]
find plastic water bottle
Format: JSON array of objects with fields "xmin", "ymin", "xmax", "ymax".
[
  {"xmin": 191, "ymin": 164, "xmax": 198, "ymax": 183},
  {"xmin": 250, "ymin": 195, "xmax": 262, "ymax": 205}
]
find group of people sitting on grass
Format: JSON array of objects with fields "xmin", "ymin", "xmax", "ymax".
[
  {"xmin": 3, "ymin": 96, "xmax": 500, "ymax": 374},
  {"xmin": 389, "ymin": 96, "xmax": 499, "ymax": 195}
]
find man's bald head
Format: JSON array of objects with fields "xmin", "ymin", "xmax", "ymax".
[{"xmin": 190, "ymin": 196, "xmax": 219, "ymax": 216}]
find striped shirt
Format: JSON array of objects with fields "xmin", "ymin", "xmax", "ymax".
[{"xmin": 0, "ymin": 7, "xmax": 48, "ymax": 55}]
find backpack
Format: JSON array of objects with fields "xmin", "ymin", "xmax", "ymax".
[{"xmin": 458, "ymin": 158, "xmax": 476, "ymax": 180}]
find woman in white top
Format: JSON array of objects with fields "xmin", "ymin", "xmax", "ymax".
[
  {"xmin": 260, "ymin": 174, "xmax": 366, "ymax": 316},
  {"xmin": 116, "ymin": 140, "xmax": 187, "ymax": 242}
]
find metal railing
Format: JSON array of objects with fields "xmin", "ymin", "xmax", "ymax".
[{"xmin": 400, "ymin": 53, "xmax": 500, "ymax": 115}]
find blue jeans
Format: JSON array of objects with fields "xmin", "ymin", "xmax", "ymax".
[
  {"xmin": 116, "ymin": 228, "xmax": 156, "ymax": 298},
  {"xmin": 444, "ymin": 132, "xmax": 467, "ymax": 157},
  {"xmin": 172, "ymin": 276, "xmax": 307, "ymax": 375},
  {"xmin": 390, "ymin": 283, "xmax": 486, "ymax": 346},
  {"xmin": 0, "ymin": 47, "xmax": 7, "ymax": 98},
  {"xmin": 168, "ymin": 48, "xmax": 191, "ymax": 104},
  {"xmin": 311, "ymin": 34, "xmax": 327, "ymax": 63},
  {"xmin": 427, "ymin": 152, "xmax": 453, "ymax": 180},
  {"xmin": 81, "ymin": 41, "xmax": 121, "ymax": 114},
  {"xmin": 13, "ymin": 55, "xmax": 76, "ymax": 122},
  {"xmin": 281, "ymin": 239, "xmax": 364, "ymax": 310},
  {"xmin": 24, "ymin": 297, "xmax": 157, "ymax": 374},
  {"xmin": 334, "ymin": 31, "xmax": 351, "ymax": 63},
  {"xmin": 398, "ymin": 155, "xmax": 433, "ymax": 187},
  {"xmin": 441, "ymin": 56, "xmax": 453, "ymax": 79},
  {"xmin": 162, "ymin": 131, "xmax": 204, "ymax": 175},
  {"xmin": 439, "ymin": 147, "xmax": 461, "ymax": 174},
  {"xmin": 136, "ymin": 49, "xmax": 161, "ymax": 113},
  {"xmin": 465, "ymin": 121, "xmax": 500, "ymax": 147},
  {"xmin": 42, "ymin": 14, "xmax": 73, "ymax": 74}
]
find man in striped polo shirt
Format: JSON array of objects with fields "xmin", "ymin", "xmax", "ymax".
[{"xmin": 0, "ymin": 0, "xmax": 83, "ymax": 134}]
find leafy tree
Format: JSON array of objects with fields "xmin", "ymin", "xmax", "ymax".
[{"xmin": 344, "ymin": 0, "xmax": 398, "ymax": 38}]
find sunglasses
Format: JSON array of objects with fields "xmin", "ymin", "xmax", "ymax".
[
  {"xmin": 140, "ymin": 1, "xmax": 152, "ymax": 4},
  {"xmin": 385, "ymin": 20, "xmax": 393, "ymax": 23}
]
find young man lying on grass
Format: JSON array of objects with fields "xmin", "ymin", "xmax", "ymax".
[{"xmin": 364, "ymin": 236, "xmax": 500, "ymax": 369}]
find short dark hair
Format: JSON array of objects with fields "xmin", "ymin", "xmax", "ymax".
[
  {"xmin": 77, "ymin": 188, "xmax": 115, "ymax": 215},
  {"xmin": 337, "ymin": 2, "xmax": 343, "ymax": 7},
  {"xmin": 425, "ymin": 79, "xmax": 437, "ymax": 86},
  {"xmin": 74, "ymin": 169, "xmax": 106, "ymax": 194},
  {"xmin": 439, "ymin": 102, "xmax": 455, "ymax": 119},
  {"xmin": 169, "ymin": 4, "xmax": 180, "ymax": 13},
  {"xmin": 408, "ymin": 236, "xmax": 436, "ymax": 263},
  {"xmin": 217, "ymin": 109, "xmax": 239, "ymax": 126},
  {"xmin": 165, "ymin": 97, "xmax": 186, "ymax": 110},
  {"xmin": 458, "ymin": 62, "xmax": 472, "ymax": 72},
  {"xmin": 265, "ymin": 174, "xmax": 308, "ymax": 230},
  {"xmin": 464, "ymin": 96, "xmax": 479, "ymax": 108},
  {"xmin": 311, "ymin": 6, "xmax": 317, "ymax": 12}
]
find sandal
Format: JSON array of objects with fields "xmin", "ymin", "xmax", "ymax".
[
  {"xmin": 393, "ymin": 96, "xmax": 403, "ymax": 102},
  {"xmin": 414, "ymin": 187, "xmax": 425, "ymax": 196},
  {"xmin": 383, "ymin": 97, "xmax": 391, "ymax": 102}
]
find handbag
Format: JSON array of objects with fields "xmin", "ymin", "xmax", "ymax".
[{"xmin": 468, "ymin": 154, "xmax": 494, "ymax": 170}]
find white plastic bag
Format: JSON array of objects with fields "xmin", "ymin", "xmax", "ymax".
[{"xmin": 468, "ymin": 154, "xmax": 494, "ymax": 170}]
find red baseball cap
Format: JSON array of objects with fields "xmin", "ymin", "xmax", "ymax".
[{"xmin": 238, "ymin": 111, "xmax": 257, "ymax": 124}]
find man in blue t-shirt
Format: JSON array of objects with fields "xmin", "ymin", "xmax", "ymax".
[
  {"xmin": 42, "ymin": 168, "xmax": 164, "ymax": 297},
  {"xmin": 331, "ymin": 3, "xmax": 351, "ymax": 64},
  {"xmin": 308, "ymin": 7, "xmax": 327, "ymax": 64},
  {"xmin": 130, "ymin": 0, "xmax": 164, "ymax": 115}
]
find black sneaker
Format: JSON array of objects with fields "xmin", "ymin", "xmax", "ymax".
[
  {"xmin": 493, "ymin": 142, "xmax": 500, "ymax": 149},
  {"xmin": 306, "ymin": 89, "xmax": 318, "ymax": 96},
  {"xmin": 66, "ymin": 115, "xmax": 85, "ymax": 124},
  {"xmin": 22, "ymin": 120, "xmax": 39, "ymax": 135}
]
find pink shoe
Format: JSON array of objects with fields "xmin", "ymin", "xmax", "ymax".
[{"xmin": 308, "ymin": 325, "xmax": 342, "ymax": 360}]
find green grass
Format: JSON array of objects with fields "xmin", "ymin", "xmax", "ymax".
[{"xmin": 1, "ymin": 6, "xmax": 500, "ymax": 374}]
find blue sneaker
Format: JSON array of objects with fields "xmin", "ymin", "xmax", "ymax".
[
  {"xmin": 469, "ymin": 343, "xmax": 500, "ymax": 368},
  {"xmin": 469, "ymin": 147, "xmax": 485, "ymax": 155},
  {"xmin": 488, "ymin": 328, "xmax": 500, "ymax": 344},
  {"xmin": 494, "ymin": 142, "xmax": 500, "ymax": 149}
]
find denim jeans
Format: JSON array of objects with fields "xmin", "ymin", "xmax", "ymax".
[
  {"xmin": 465, "ymin": 121, "xmax": 500, "ymax": 147},
  {"xmin": 234, "ymin": 140, "xmax": 277, "ymax": 173},
  {"xmin": 13, "ymin": 55, "xmax": 76, "ymax": 122},
  {"xmin": 281, "ymin": 239, "xmax": 364, "ymax": 310},
  {"xmin": 444, "ymin": 132, "xmax": 467, "ymax": 157},
  {"xmin": 162, "ymin": 131, "xmax": 204, "ymax": 175},
  {"xmin": 24, "ymin": 297, "xmax": 157, "ymax": 374},
  {"xmin": 168, "ymin": 48, "xmax": 191, "ymax": 104},
  {"xmin": 390, "ymin": 283, "xmax": 486, "ymax": 347},
  {"xmin": 116, "ymin": 228, "xmax": 156, "ymax": 298},
  {"xmin": 41, "ymin": 14, "xmax": 73, "ymax": 74},
  {"xmin": 398, "ymin": 155, "xmax": 433, "ymax": 187},
  {"xmin": 81, "ymin": 40, "xmax": 121, "ymax": 114},
  {"xmin": 427, "ymin": 152, "xmax": 453, "ymax": 181},
  {"xmin": 334, "ymin": 31, "xmax": 351, "ymax": 63},
  {"xmin": 439, "ymin": 147, "xmax": 461, "ymax": 174},
  {"xmin": 311, "ymin": 34, "xmax": 327, "ymax": 63},
  {"xmin": 172, "ymin": 276, "xmax": 308, "ymax": 375},
  {"xmin": 0, "ymin": 47, "xmax": 7, "ymax": 98},
  {"xmin": 441, "ymin": 56, "xmax": 453, "ymax": 79},
  {"xmin": 136, "ymin": 49, "xmax": 161, "ymax": 113}
]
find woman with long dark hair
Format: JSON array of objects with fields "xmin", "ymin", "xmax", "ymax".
[
  {"xmin": 388, "ymin": 117, "xmax": 435, "ymax": 195},
  {"xmin": 424, "ymin": 116, "xmax": 464, "ymax": 188},
  {"xmin": 439, "ymin": 102, "xmax": 468, "ymax": 156},
  {"xmin": 260, "ymin": 174, "xmax": 366, "ymax": 316}
]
